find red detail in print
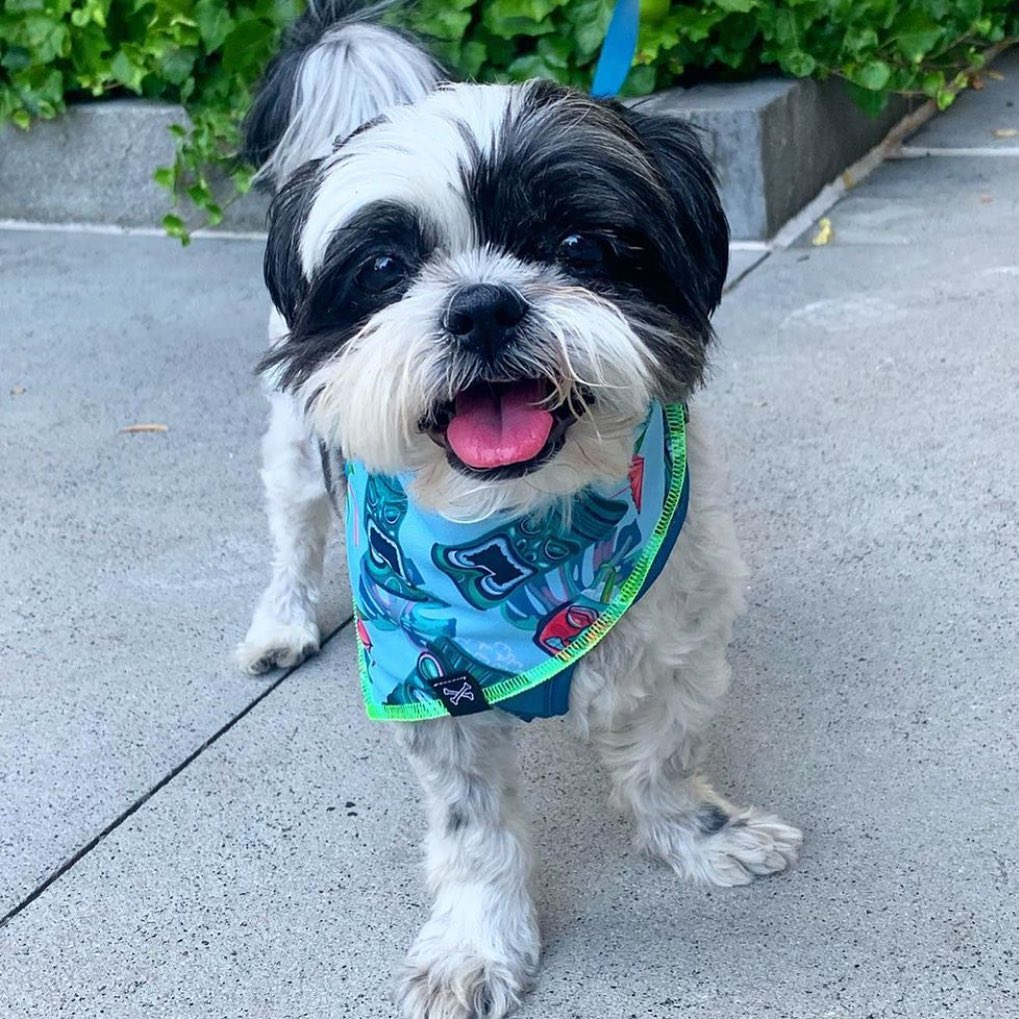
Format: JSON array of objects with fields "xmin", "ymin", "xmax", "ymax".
[
  {"xmin": 628, "ymin": 454, "xmax": 645, "ymax": 512},
  {"xmin": 356, "ymin": 618, "xmax": 372, "ymax": 651},
  {"xmin": 536, "ymin": 604, "xmax": 598, "ymax": 654}
]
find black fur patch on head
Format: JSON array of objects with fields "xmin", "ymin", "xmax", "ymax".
[
  {"xmin": 620, "ymin": 104, "xmax": 729, "ymax": 314},
  {"xmin": 262, "ymin": 158, "xmax": 324, "ymax": 326},
  {"xmin": 463, "ymin": 80, "xmax": 729, "ymax": 401},
  {"xmin": 260, "ymin": 199, "xmax": 436, "ymax": 389}
]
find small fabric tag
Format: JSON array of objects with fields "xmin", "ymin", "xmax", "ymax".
[{"xmin": 428, "ymin": 673, "xmax": 488, "ymax": 716}]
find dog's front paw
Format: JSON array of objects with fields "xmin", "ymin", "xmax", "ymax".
[
  {"xmin": 646, "ymin": 806, "xmax": 802, "ymax": 888},
  {"xmin": 397, "ymin": 922, "xmax": 538, "ymax": 1019},
  {"xmin": 234, "ymin": 615, "xmax": 320, "ymax": 675}
]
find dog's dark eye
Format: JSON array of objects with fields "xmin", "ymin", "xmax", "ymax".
[
  {"xmin": 558, "ymin": 233, "xmax": 608, "ymax": 270},
  {"xmin": 357, "ymin": 254, "xmax": 408, "ymax": 293}
]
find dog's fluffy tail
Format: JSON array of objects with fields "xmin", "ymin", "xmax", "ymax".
[{"xmin": 242, "ymin": 0, "xmax": 442, "ymax": 188}]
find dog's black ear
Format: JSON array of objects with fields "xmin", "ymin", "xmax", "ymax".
[
  {"xmin": 621, "ymin": 107, "xmax": 729, "ymax": 315},
  {"xmin": 263, "ymin": 158, "xmax": 324, "ymax": 327}
]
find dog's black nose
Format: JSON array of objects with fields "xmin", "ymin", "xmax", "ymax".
[{"xmin": 444, "ymin": 284, "xmax": 527, "ymax": 356}]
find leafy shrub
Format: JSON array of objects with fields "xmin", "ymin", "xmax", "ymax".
[
  {"xmin": 0, "ymin": 0, "xmax": 300, "ymax": 235},
  {"xmin": 2, "ymin": 0, "xmax": 1016, "ymax": 235},
  {"xmin": 406, "ymin": 0, "xmax": 1018, "ymax": 114}
]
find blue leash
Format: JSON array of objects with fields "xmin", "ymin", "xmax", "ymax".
[{"xmin": 590, "ymin": 0, "xmax": 640, "ymax": 98}]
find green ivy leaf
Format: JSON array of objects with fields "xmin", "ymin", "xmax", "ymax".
[
  {"xmin": 843, "ymin": 27, "xmax": 879, "ymax": 56},
  {"xmin": 507, "ymin": 53, "xmax": 561, "ymax": 81},
  {"xmin": 193, "ymin": 0, "xmax": 234, "ymax": 51},
  {"xmin": 920, "ymin": 70, "xmax": 945, "ymax": 97},
  {"xmin": 423, "ymin": 7, "xmax": 473, "ymax": 39},
  {"xmin": 162, "ymin": 212, "xmax": 186, "ymax": 236},
  {"xmin": 855, "ymin": 59, "xmax": 892, "ymax": 91},
  {"xmin": 783, "ymin": 50, "xmax": 817, "ymax": 77},
  {"xmin": 109, "ymin": 50, "xmax": 145, "ymax": 92},
  {"xmin": 483, "ymin": 0, "xmax": 564, "ymax": 39},
  {"xmin": 69, "ymin": 23, "xmax": 109, "ymax": 71},
  {"xmin": 22, "ymin": 15, "xmax": 70, "ymax": 63},
  {"xmin": 221, "ymin": 18, "xmax": 275, "ymax": 74},
  {"xmin": 536, "ymin": 33, "xmax": 573, "ymax": 69},
  {"xmin": 894, "ymin": 13, "xmax": 943, "ymax": 63},
  {"xmin": 160, "ymin": 47, "xmax": 197, "ymax": 86},
  {"xmin": 623, "ymin": 63, "xmax": 657, "ymax": 96},
  {"xmin": 844, "ymin": 82, "xmax": 890, "ymax": 117},
  {"xmin": 459, "ymin": 39, "xmax": 488, "ymax": 77},
  {"xmin": 935, "ymin": 87, "xmax": 956, "ymax": 111},
  {"xmin": 567, "ymin": 0, "xmax": 613, "ymax": 58},
  {"xmin": 153, "ymin": 166, "xmax": 175, "ymax": 189},
  {"xmin": 3, "ymin": 0, "xmax": 50, "ymax": 10},
  {"xmin": 712, "ymin": 0, "xmax": 755, "ymax": 12}
]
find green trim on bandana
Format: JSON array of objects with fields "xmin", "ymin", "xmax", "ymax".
[{"xmin": 346, "ymin": 403, "xmax": 687, "ymax": 722}]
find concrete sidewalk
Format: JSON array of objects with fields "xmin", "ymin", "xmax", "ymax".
[{"xmin": 1, "ymin": 59, "xmax": 1017, "ymax": 1018}]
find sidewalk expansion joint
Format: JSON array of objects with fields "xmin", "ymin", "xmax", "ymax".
[
  {"xmin": 0, "ymin": 613, "xmax": 354, "ymax": 931},
  {"xmin": 724, "ymin": 252, "xmax": 771, "ymax": 294},
  {"xmin": 893, "ymin": 145, "xmax": 1019, "ymax": 158},
  {"xmin": 0, "ymin": 219, "xmax": 268, "ymax": 241}
]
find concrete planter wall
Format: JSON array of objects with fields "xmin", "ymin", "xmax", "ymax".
[{"xmin": 0, "ymin": 79, "xmax": 912, "ymax": 240}]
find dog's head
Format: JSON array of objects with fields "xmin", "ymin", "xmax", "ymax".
[{"xmin": 261, "ymin": 80, "xmax": 728, "ymax": 516}]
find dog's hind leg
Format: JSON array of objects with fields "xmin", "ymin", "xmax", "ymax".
[
  {"xmin": 395, "ymin": 712, "xmax": 539, "ymax": 1019},
  {"xmin": 236, "ymin": 371, "xmax": 332, "ymax": 675}
]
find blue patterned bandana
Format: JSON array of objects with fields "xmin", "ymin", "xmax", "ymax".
[{"xmin": 344, "ymin": 403, "xmax": 689, "ymax": 722}]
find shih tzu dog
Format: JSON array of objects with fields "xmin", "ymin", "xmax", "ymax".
[{"xmin": 235, "ymin": 2, "xmax": 801, "ymax": 1016}]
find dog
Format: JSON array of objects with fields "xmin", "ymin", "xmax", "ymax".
[{"xmin": 235, "ymin": 3, "xmax": 801, "ymax": 1016}]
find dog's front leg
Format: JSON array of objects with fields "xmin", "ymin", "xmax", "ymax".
[
  {"xmin": 581, "ymin": 634, "xmax": 802, "ymax": 887},
  {"xmin": 235, "ymin": 389, "xmax": 332, "ymax": 674},
  {"xmin": 394, "ymin": 712, "xmax": 539, "ymax": 1019}
]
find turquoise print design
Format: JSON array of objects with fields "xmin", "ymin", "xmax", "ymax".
[
  {"xmin": 431, "ymin": 489, "xmax": 628, "ymax": 611},
  {"xmin": 356, "ymin": 472, "xmax": 458, "ymax": 706},
  {"xmin": 345, "ymin": 403, "xmax": 688, "ymax": 721},
  {"xmin": 362, "ymin": 473, "xmax": 426, "ymax": 601}
]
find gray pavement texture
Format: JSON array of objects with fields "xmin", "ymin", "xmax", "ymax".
[
  {"xmin": 2, "ymin": 68, "xmax": 1018, "ymax": 1019},
  {"xmin": 0, "ymin": 234, "xmax": 351, "ymax": 915}
]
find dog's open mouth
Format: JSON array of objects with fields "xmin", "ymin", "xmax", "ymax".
[{"xmin": 424, "ymin": 380, "xmax": 580, "ymax": 478}]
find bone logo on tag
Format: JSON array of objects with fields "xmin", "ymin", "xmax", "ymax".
[
  {"xmin": 443, "ymin": 681, "xmax": 474, "ymax": 706},
  {"xmin": 429, "ymin": 673, "xmax": 488, "ymax": 716}
]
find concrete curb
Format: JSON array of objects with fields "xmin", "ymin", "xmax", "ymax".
[
  {"xmin": 0, "ymin": 79, "xmax": 914, "ymax": 240},
  {"xmin": 638, "ymin": 78, "xmax": 914, "ymax": 239}
]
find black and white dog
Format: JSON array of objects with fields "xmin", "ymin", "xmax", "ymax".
[{"xmin": 236, "ymin": 3, "xmax": 800, "ymax": 1016}]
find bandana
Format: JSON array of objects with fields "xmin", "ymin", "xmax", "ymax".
[{"xmin": 344, "ymin": 402, "xmax": 688, "ymax": 722}]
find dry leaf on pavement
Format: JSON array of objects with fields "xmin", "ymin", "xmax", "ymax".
[
  {"xmin": 120, "ymin": 423, "xmax": 169, "ymax": 434},
  {"xmin": 811, "ymin": 217, "xmax": 834, "ymax": 247}
]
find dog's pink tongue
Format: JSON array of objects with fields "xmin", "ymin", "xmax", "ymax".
[{"xmin": 446, "ymin": 382, "xmax": 553, "ymax": 469}]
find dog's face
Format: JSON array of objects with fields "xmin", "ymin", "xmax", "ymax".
[{"xmin": 262, "ymin": 80, "xmax": 728, "ymax": 516}]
